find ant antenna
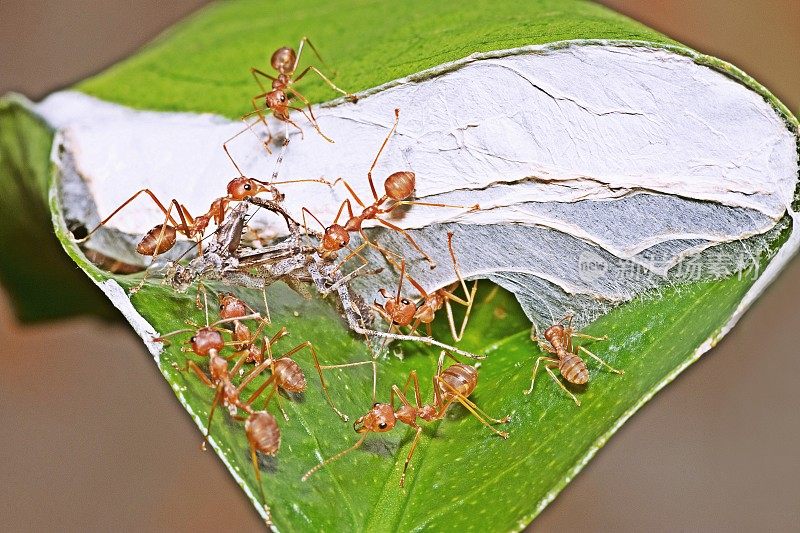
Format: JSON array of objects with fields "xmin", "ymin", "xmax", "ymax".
[{"xmin": 301, "ymin": 433, "xmax": 367, "ymax": 481}]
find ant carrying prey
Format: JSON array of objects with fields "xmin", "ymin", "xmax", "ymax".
[{"xmin": 524, "ymin": 314, "xmax": 623, "ymax": 405}]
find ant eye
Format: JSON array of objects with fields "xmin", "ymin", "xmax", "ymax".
[
  {"xmin": 243, "ymin": 183, "xmax": 251, "ymax": 191},
  {"xmin": 378, "ymin": 422, "xmax": 387, "ymax": 429},
  {"xmin": 401, "ymin": 299, "xmax": 410, "ymax": 305},
  {"xmin": 219, "ymin": 304, "xmax": 224, "ymax": 310},
  {"xmin": 280, "ymin": 95, "xmax": 286, "ymax": 102},
  {"xmin": 190, "ymin": 336, "xmax": 196, "ymax": 343},
  {"xmin": 373, "ymin": 402, "xmax": 380, "ymax": 407}
]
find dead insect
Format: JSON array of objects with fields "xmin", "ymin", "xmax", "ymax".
[
  {"xmin": 302, "ymin": 351, "xmax": 509, "ymax": 486},
  {"xmin": 524, "ymin": 314, "xmax": 623, "ymax": 405}
]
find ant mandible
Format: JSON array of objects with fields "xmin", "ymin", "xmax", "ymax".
[
  {"xmin": 374, "ymin": 232, "xmax": 478, "ymax": 342},
  {"xmin": 524, "ymin": 314, "xmax": 624, "ymax": 405},
  {"xmin": 246, "ymin": 37, "xmax": 357, "ymax": 146},
  {"xmin": 303, "ymin": 109, "xmax": 478, "ymax": 270},
  {"xmin": 302, "ymin": 351, "xmax": 509, "ymax": 487}
]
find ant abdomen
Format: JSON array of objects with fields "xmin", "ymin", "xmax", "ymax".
[
  {"xmin": 270, "ymin": 47, "xmax": 296, "ymax": 74},
  {"xmin": 559, "ymin": 353, "xmax": 589, "ymax": 385},
  {"xmin": 246, "ymin": 411, "xmax": 281, "ymax": 456},
  {"xmin": 384, "ymin": 171, "xmax": 415, "ymax": 201},
  {"xmin": 136, "ymin": 224, "xmax": 177, "ymax": 256},
  {"xmin": 273, "ymin": 358, "xmax": 306, "ymax": 393},
  {"xmin": 439, "ymin": 363, "xmax": 478, "ymax": 399}
]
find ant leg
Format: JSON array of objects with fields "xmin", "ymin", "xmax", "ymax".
[
  {"xmin": 250, "ymin": 67, "xmax": 278, "ymax": 92},
  {"xmin": 293, "ymin": 37, "xmax": 353, "ymax": 100},
  {"xmin": 436, "ymin": 377, "xmax": 509, "ymax": 438},
  {"xmin": 223, "ymin": 123, "xmax": 253, "ymax": 176},
  {"xmin": 357, "ymin": 229, "xmax": 407, "ymax": 267},
  {"xmin": 281, "ymin": 113, "xmax": 306, "ymax": 140},
  {"xmin": 301, "ymin": 207, "xmax": 327, "ymax": 238},
  {"xmin": 333, "ymin": 241, "xmax": 371, "ymax": 272},
  {"xmin": 294, "ymin": 65, "xmax": 355, "ymax": 100},
  {"xmin": 434, "ymin": 363, "xmax": 509, "ymax": 425},
  {"xmin": 244, "ymin": 374, "xmax": 277, "ymax": 408},
  {"xmin": 524, "ymin": 356, "xmax": 558, "ymax": 395},
  {"xmin": 544, "ymin": 365, "xmax": 581, "ymax": 406},
  {"xmin": 248, "ymin": 442, "xmax": 273, "ymax": 527},
  {"xmin": 573, "ymin": 332, "xmax": 609, "ymax": 342},
  {"xmin": 184, "ymin": 360, "xmax": 215, "ymax": 387},
  {"xmin": 444, "ymin": 280, "xmax": 478, "ymax": 342},
  {"xmin": 365, "ymin": 109, "xmax": 400, "ymax": 201},
  {"xmin": 261, "ymin": 287, "xmax": 272, "ymax": 326},
  {"xmin": 383, "ymin": 199, "xmax": 481, "ymax": 212},
  {"xmin": 399, "ymin": 370, "xmax": 423, "ymax": 408},
  {"xmin": 448, "ymin": 384, "xmax": 510, "ymax": 425},
  {"xmin": 281, "ymin": 341, "xmax": 371, "ymax": 422},
  {"xmin": 442, "ymin": 233, "xmax": 479, "ymax": 340},
  {"xmin": 399, "ymin": 426, "xmax": 424, "ymax": 488},
  {"xmin": 288, "ymin": 104, "xmax": 332, "ymax": 142},
  {"xmin": 301, "ymin": 433, "xmax": 368, "ymax": 481},
  {"xmin": 243, "ymin": 99, "xmax": 274, "ymax": 153},
  {"xmin": 202, "ymin": 383, "xmax": 225, "ymax": 448},
  {"xmin": 229, "ymin": 348, "xmax": 257, "ymax": 377},
  {"xmin": 286, "ymin": 88, "xmax": 334, "ymax": 143},
  {"xmin": 577, "ymin": 346, "xmax": 624, "ymax": 375},
  {"xmin": 375, "ymin": 217, "xmax": 437, "ymax": 268},
  {"xmin": 80, "ymin": 189, "xmax": 182, "ymax": 242},
  {"xmin": 264, "ymin": 379, "xmax": 288, "ymax": 421},
  {"xmin": 331, "ymin": 178, "xmax": 367, "ymax": 208}
]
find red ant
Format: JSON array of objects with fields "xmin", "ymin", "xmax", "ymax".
[
  {"xmin": 154, "ymin": 312, "xmax": 281, "ymax": 527},
  {"xmin": 215, "ymin": 291, "xmax": 270, "ymax": 358},
  {"xmin": 374, "ymin": 232, "xmax": 478, "ymax": 342},
  {"xmin": 245, "ymin": 37, "xmax": 357, "ymax": 146},
  {"xmin": 302, "ymin": 352, "xmax": 509, "ymax": 487},
  {"xmin": 78, "ymin": 148, "xmax": 325, "ymax": 291},
  {"xmin": 302, "ymin": 109, "xmax": 477, "ymax": 270},
  {"xmin": 525, "ymin": 314, "xmax": 623, "ymax": 405},
  {"xmin": 232, "ymin": 323, "xmax": 372, "ymax": 422}
]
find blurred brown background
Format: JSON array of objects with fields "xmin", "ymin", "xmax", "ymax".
[{"xmin": 1, "ymin": 1, "xmax": 798, "ymax": 531}]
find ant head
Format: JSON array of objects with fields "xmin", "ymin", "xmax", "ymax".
[
  {"xmin": 384, "ymin": 171, "xmax": 416, "ymax": 201},
  {"xmin": 227, "ymin": 177, "xmax": 270, "ymax": 200},
  {"xmin": 543, "ymin": 324, "xmax": 565, "ymax": 344},
  {"xmin": 354, "ymin": 403, "xmax": 396, "ymax": 433},
  {"xmin": 246, "ymin": 411, "xmax": 281, "ymax": 455},
  {"xmin": 218, "ymin": 293, "xmax": 248, "ymax": 319},
  {"xmin": 322, "ymin": 224, "xmax": 350, "ymax": 251},
  {"xmin": 189, "ymin": 327, "xmax": 224, "ymax": 356},
  {"xmin": 379, "ymin": 289, "xmax": 416, "ymax": 327},
  {"xmin": 136, "ymin": 224, "xmax": 177, "ymax": 256},
  {"xmin": 270, "ymin": 47, "xmax": 297, "ymax": 75},
  {"xmin": 265, "ymin": 89, "xmax": 289, "ymax": 111}
]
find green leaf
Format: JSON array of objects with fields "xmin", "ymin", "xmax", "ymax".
[
  {"xmin": 41, "ymin": 191, "xmax": 796, "ymax": 531},
  {"xmin": 0, "ymin": 97, "xmax": 114, "ymax": 322},
  {"xmin": 1, "ymin": 0, "xmax": 798, "ymax": 531}
]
